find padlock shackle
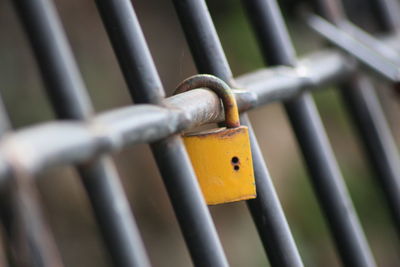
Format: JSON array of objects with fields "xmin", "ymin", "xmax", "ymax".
[{"xmin": 174, "ymin": 74, "xmax": 240, "ymax": 128}]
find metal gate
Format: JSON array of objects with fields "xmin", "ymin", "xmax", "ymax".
[{"xmin": 1, "ymin": 0, "xmax": 400, "ymax": 266}]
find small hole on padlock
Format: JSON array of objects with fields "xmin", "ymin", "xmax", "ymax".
[
  {"xmin": 234, "ymin": 165, "xmax": 240, "ymax": 171},
  {"xmin": 231, "ymin": 157, "xmax": 239, "ymax": 164}
]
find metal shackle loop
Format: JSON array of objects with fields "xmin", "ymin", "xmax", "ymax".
[{"xmin": 174, "ymin": 74, "xmax": 240, "ymax": 128}]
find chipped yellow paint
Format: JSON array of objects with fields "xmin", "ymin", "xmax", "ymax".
[{"xmin": 183, "ymin": 126, "xmax": 256, "ymax": 205}]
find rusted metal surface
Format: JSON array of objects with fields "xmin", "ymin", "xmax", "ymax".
[
  {"xmin": 175, "ymin": 74, "xmax": 241, "ymax": 128},
  {"xmin": 176, "ymin": 74, "xmax": 255, "ymax": 205}
]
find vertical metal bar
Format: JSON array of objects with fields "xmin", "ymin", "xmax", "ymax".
[
  {"xmin": 243, "ymin": 118, "xmax": 304, "ymax": 267},
  {"xmin": 0, "ymin": 226, "xmax": 9, "ymax": 267},
  {"xmin": 172, "ymin": 1, "xmax": 304, "ymax": 267},
  {"xmin": 369, "ymin": 0, "xmax": 400, "ymax": 32},
  {"xmin": 340, "ymin": 76, "xmax": 400, "ymax": 232},
  {"xmin": 0, "ymin": 96, "xmax": 62, "ymax": 266},
  {"xmin": 11, "ymin": 1, "xmax": 151, "ymax": 266},
  {"xmin": 242, "ymin": 0, "xmax": 377, "ymax": 266},
  {"xmin": 0, "ymin": 100, "xmax": 14, "ymax": 267},
  {"xmin": 93, "ymin": 1, "xmax": 229, "ymax": 266},
  {"xmin": 314, "ymin": 0, "xmax": 400, "ymax": 240},
  {"xmin": 6, "ymin": 172, "xmax": 64, "ymax": 267}
]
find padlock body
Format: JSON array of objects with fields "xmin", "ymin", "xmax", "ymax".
[{"xmin": 183, "ymin": 126, "xmax": 256, "ymax": 205}]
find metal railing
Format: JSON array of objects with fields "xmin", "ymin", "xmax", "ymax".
[{"xmin": 1, "ymin": 0, "xmax": 399, "ymax": 266}]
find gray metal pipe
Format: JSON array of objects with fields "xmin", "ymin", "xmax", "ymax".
[{"xmin": 0, "ymin": 48, "xmax": 354, "ymax": 183}]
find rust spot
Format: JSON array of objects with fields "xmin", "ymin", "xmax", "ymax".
[
  {"xmin": 184, "ymin": 126, "xmax": 245, "ymax": 139},
  {"xmin": 174, "ymin": 75, "xmax": 240, "ymax": 128}
]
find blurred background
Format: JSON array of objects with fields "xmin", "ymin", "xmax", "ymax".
[{"xmin": 1, "ymin": 0, "xmax": 400, "ymax": 266}]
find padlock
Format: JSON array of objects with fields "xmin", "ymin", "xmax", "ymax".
[{"xmin": 174, "ymin": 74, "xmax": 256, "ymax": 205}]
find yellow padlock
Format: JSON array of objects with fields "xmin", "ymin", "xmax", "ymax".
[{"xmin": 175, "ymin": 74, "xmax": 256, "ymax": 205}]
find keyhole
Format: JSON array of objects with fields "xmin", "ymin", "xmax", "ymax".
[{"xmin": 231, "ymin": 156, "xmax": 240, "ymax": 171}]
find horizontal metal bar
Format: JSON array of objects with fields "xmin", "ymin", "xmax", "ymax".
[
  {"xmin": 339, "ymin": 20, "xmax": 400, "ymax": 63},
  {"xmin": 308, "ymin": 14, "xmax": 400, "ymax": 82},
  {"xmin": 236, "ymin": 49, "xmax": 355, "ymax": 105},
  {"xmin": 0, "ymin": 48, "xmax": 356, "ymax": 182},
  {"xmin": 370, "ymin": 0, "xmax": 400, "ymax": 32}
]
